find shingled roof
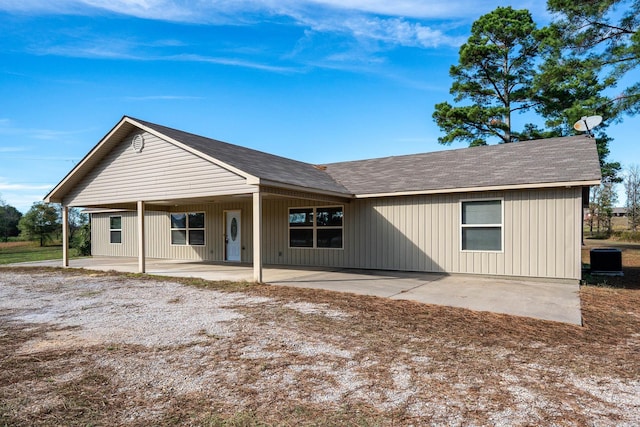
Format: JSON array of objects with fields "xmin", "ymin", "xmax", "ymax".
[
  {"xmin": 44, "ymin": 117, "xmax": 602, "ymax": 206},
  {"xmin": 322, "ymin": 135, "xmax": 602, "ymax": 196},
  {"xmin": 138, "ymin": 118, "xmax": 601, "ymax": 196},
  {"xmin": 134, "ymin": 118, "xmax": 350, "ymax": 195}
]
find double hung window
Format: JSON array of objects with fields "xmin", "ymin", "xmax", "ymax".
[
  {"xmin": 171, "ymin": 212, "xmax": 205, "ymax": 245},
  {"xmin": 461, "ymin": 200, "xmax": 502, "ymax": 251},
  {"xmin": 109, "ymin": 216, "xmax": 122, "ymax": 244}
]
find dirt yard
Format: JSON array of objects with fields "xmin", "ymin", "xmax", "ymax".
[{"xmin": 1, "ymin": 267, "xmax": 639, "ymax": 426}]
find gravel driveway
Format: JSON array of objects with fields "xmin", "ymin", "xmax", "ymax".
[{"xmin": 1, "ymin": 269, "xmax": 638, "ymax": 426}]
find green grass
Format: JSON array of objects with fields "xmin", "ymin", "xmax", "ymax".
[{"xmin": 0, "ymin": 241, "xmax": 79, "ymax": 264}]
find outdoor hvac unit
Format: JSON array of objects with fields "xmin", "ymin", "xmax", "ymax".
[{"xmin": 590, "ymin": 248, "xmax": 623, "ymax": 276}]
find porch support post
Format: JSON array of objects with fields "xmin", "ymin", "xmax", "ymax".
[
  {"xmin": 137, "ymin": 200, "xmax": 145, "ymax": 273},
  {"xmin": 61, "ymin": 205, "xmax": 69, "ymax": 267},
  {"xmin": 253, "ymin": 191, "xmax": 262, "ymax": 282}
]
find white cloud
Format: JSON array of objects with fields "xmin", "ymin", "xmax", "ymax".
[
  {"xmin": 340, "ymin": 16, "xmax": 464, "ymax": 48},
  {"xmin": 0, "ymin": 180, "xmax": 53, "ymax": 212},
  {"xmin": 307, "ymin": 0, "xmax": 486, "ymax": 19},
  {"xmin": 0, "ymin": 183, "xmax": 52, "ymax": 191},
  {"xmin": 35, "ymin": 41, "xmax": 147, "ymax": 60},
  {"xmin": 31, "ymin": 36, "xmax": 302, "ymax": 72},
  {"xmin": 1, "ymin": 0, "xmax": 547, "ymax": 21},
  {"xmin": 123, "ymin": 95, "xmax": 204, "ymax": 101},
  {"xmin": 167, "ymin": 54, "xmax": 302, "ymax": 73},
  {"xmin": 0, "ymin": 0, "xmax": 485, "ymax": 49},
  {"xmin": 52, "ymin": 0, "xmax": 546, "ymax": 22},
  {"xmin": 0, "ymin": 192, "xmax": 48, "ymax": 213},
  {"xmin": 0, "ymin": 120, "xmax": 91, "ymax": 141},
  {"xmin": 0, "ymin": 146, "xmax": 27, "ymax": 153},
  {"xmin": 0, "ymin": 0, "xmax": 551, "ymax": 71}
]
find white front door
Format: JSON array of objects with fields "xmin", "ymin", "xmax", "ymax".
[{"xmin": 225, "ymin": 210, "xmax": 241, "ymax": 262}]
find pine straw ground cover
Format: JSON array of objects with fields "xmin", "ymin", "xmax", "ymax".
[{"xmin": 0, "ymin": 263, "xmax": 639, "ymax": 426}]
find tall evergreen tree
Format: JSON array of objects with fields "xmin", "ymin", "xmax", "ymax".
[
  {"xmin": 547, "ymin": 0, "xmax": 640, "ymax": 116},
  {"xmin": 532, "ymin": 25, "xmax": 622, "ymax": 181},
  {"xmin": 432, "ymin": 7, "xmax": 540, "ymax": 146}
]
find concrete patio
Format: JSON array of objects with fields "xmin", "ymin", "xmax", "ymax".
[{"xmin": 8, "ymin": 257, "xmax": 583, "ymax": 325}]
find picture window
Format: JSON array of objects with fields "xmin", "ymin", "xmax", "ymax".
[{"xmin": 289, "ymin": 206, "xmax": 343, "ymax": 249}]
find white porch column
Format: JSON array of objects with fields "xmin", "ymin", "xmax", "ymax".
[
  {"xmin": 253, "ymin": 191, "xmax": 263, "ymax": 282},
  {"xmin": 137, "ymin": 200, "xmax": 146, "ymax": 273},
  {"xmin": 61, "ymin": 205, "xmax": 69, "ymax": 267}
]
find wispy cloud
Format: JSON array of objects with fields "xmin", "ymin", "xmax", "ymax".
[
  {"xmin": 170, "ymin": 54, "xmax": 302, "ymax": 73},
  {"xmin": 0, "ymin": 182, "xmax": 52, "ymax": 191},
  {"xmin": 123, "ymin": 95, "xmax": 204, "ymax": 101},
  {"xmin": 1, "ymin": 0, "xmax": 480, "ymax": 49},
  {"xmin": 0, "ymin": 146, "xmax": 27, "ymax": 153},
  {"xmin": 0, "ymin": 182, "xmax": 51, "ymax": 212},
  {"xmin": 0, "ymin": 0, "xmax": 549, "ymax": 21},
  {"xmin": 30, "ymin": 36, "xmax": 302, "ymax": 73},
  {"xmin": 34, "ymin": 43, "xmax": 147, "ymax": 60},
  {"xmin": 1, "ymin": 0, "xmax": 550, "ymax": 78},
  {"xmin": 0, "ymin": 120, "xmax": 92, "ymax": 141},
  {"xmin": 303, "ymin": 14, "xmax": 465, "ymax": 48}
]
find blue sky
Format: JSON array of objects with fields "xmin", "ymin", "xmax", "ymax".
[{"xmin": 0, "ymin": 0, "xmax": 637, "ymax": 212}]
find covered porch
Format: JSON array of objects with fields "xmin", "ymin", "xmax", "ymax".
[
  {"xmin": 45, "ymin": 116, "xmax": 352, "ymax": 283},
  {"xmin": 58, "ymin": 186, "xmax": 351, "ymax": 282}
]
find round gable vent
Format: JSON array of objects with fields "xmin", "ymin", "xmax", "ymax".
[{"xmin": 131, "ymin": 134, "xmax": 145, "ymax": 153}]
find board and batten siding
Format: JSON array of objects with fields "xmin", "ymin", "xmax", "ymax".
[
  {"xmin": 91, "ymin": 212, "xmax": 138, "ymax": 257},
  {"xmin": 260, "ymin": 187, "xmax": 583, "ymax": 280},
  {"xmin": 64, "ymin": 131, "xmax": 255, "ymax": 206},
  {"xmin": 92, "ymin": 187, "xmax": 583, "ymax": 280}
]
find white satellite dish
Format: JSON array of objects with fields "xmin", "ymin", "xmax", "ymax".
[{"xmin": 573, "ymin": 115, "xmax": 603, "ymax": 137}]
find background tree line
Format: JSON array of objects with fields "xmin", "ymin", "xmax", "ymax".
[
  {"xmin": 0, "ymin": 195, "xmax": 91, "ymax": 255},
  {"xmin": 586, "ymin": 165, "xmax": 640, "ymax": 237}
]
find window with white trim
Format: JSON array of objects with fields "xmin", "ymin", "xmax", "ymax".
[
  {"xmin": 110, "ymin": 216, "xmax": 122, "ymax": 244},
  {"xmin": 289, "ymin": 206, "xmax": 343, "ymax": 249},
  {"xmin": 461, "ymin": 200, "xmax": 502, "ymax": 251},
  {"xmin": 171, "ymin": 212, "xmax": 205, "ymax": 245}
]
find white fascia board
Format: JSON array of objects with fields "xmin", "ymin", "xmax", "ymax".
[
  {"xmin": 353, "ymin": 180, "xmax": 602, "ymax": 199},
  {"xmin": 44, "ymin": 116, "xmax": 134, "ymax": 204}
]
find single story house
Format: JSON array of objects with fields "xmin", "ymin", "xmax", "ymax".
[
  {"xmin": 45, "ymin": 116, "xmax": 601, "ymax": 282},
  {"xmin": 612, "ymin": 207, "xmax": 627, "ymax": 217}
]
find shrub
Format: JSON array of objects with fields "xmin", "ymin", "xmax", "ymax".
[
  {"xmin": 610, "ymin": 230, "xmax": 640, "ymax": 242},
  {"xmin": 72, "ymin": 223, "xmax": 91, "ymax": 256}
]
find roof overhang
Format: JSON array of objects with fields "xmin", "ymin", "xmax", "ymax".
[
  {"xmin": 259, "ymin": 180, "xmax": 353, "ymax": 202},
  {"xmin": 353, "ymin": 180, "xmax": 602, "ymax": 199}
]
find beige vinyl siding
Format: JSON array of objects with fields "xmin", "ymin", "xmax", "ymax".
[
  {"xmin": 92, "ymin": 187, "xmax": 583, "ymax": 280},
  {"xmin": 64, "ymin": 131, "xmax": 255, "ymax": 206}
]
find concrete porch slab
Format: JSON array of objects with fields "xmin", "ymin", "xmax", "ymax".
[{"xmin": 6, "ymin": 257, "xmax": 582, "ymax": 325}]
